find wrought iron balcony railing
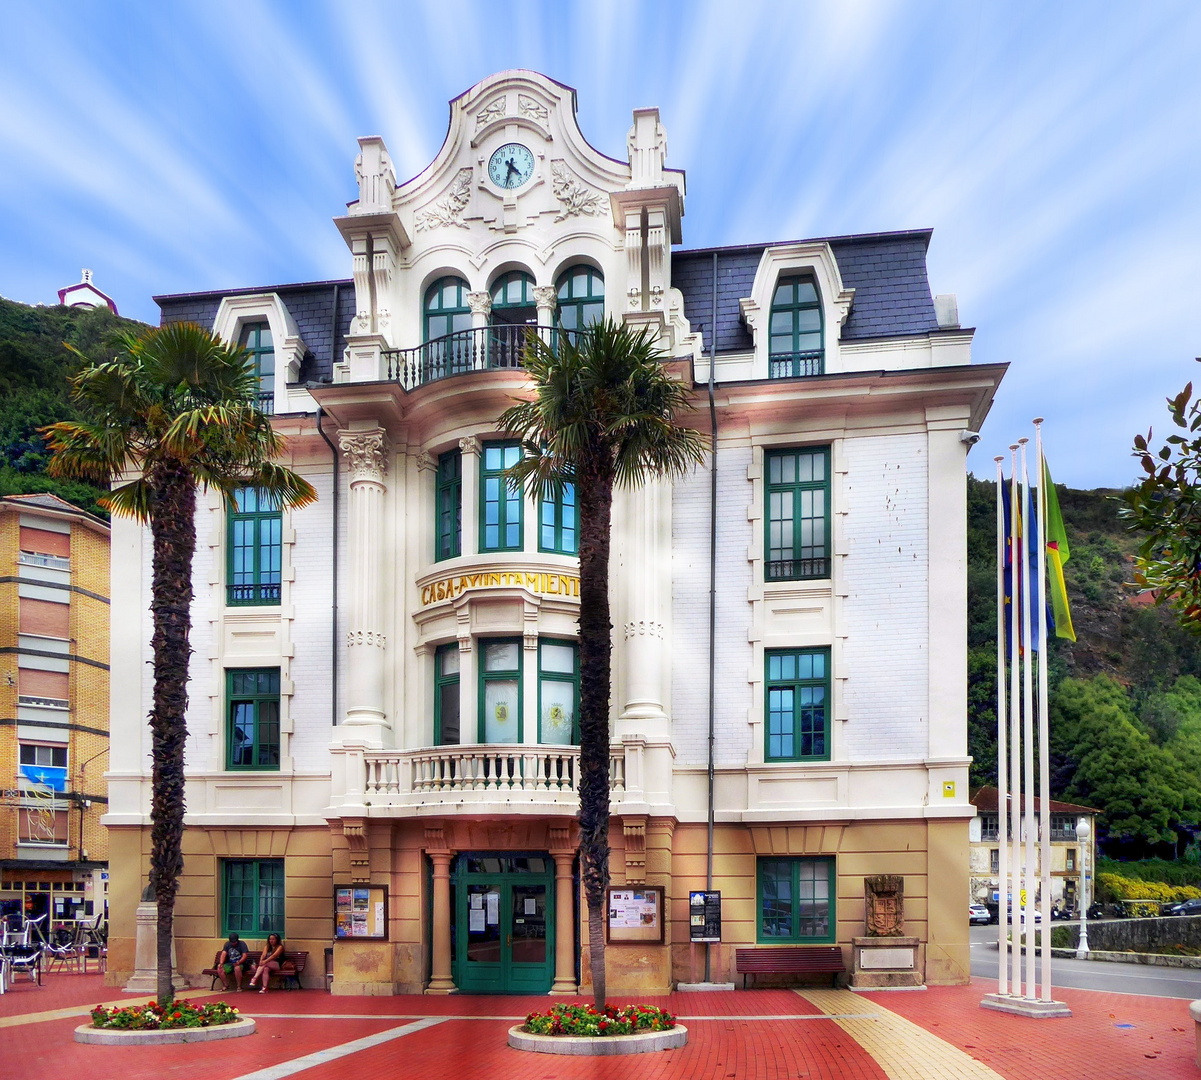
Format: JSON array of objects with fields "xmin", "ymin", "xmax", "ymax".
[
  {"xmin": 765, "ymin": 556, "xmax": 830, "ymax": 581},
  {"xmin": 255, "ymin": 391, "xmax": 275, "ymax": 415},
  {"xmin": 384, "ymin": 325, "xmax": 574, "ymax": 390},
  {"xmin": 768, "ymin": 349, "xmax": 824, "ymax": 379}
]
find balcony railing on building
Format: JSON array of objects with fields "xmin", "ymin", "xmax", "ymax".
[
  {"xmin": 255, "ymin": 391, "xmax": 274, "ymax": 415},
  {"xmin": 384, "ymin": 325, "xmax": 577, "ymax": 391},
  {"xmin": 768, "ymin": 349, "xmax": 824, "ymax": 379},
  {"xmin": 361, "ymin": 741, "xmax": 634, "ymax": 813},
  {"xmin": 765, "ymin": 556, "xmax": 830, "ymax": 581}
]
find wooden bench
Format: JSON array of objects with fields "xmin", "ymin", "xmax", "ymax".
[
  {"xmin": 201, "ymin": 948, "xmax": 254, "ymax": 991},
  {"xmin": 735, "ymin": 945, "xmax": 845, "ymax": 988},
  {"xmin": 274, "ymin": 950, "xmax": 307, "ymax": 991}
]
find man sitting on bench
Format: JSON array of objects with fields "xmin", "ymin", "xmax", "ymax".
[{"xmin": 218, "ymin": 932, "xmax": 250, "ymax": 992}]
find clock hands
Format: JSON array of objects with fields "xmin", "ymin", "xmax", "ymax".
[{"xmin": 505, "ymin": 158, "xmax": 519, "ymax": 187}]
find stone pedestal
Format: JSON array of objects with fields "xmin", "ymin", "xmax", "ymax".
[
  {"xmin": 123, "ymin": 901, "xmax": 187, "ymax": 993},
  {"xmin": 980, "ymin": 992, "xmax": 1072, "ymax": 1018},
  {"xmin": 850, "ymin": 936, "xmax": 924, "ymax": 989}
]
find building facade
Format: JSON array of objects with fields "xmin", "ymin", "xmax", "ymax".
[
  {"xmin": 969, "ymin": 787, "xmax": 1098, "ymax": 916},
  {"xmin": 106, "ymin": 70, "xmax": 1003, "ymax": 993},
  {"xmin": 1, "ymin": 494, "xmax": 110, "ymax": 929}
]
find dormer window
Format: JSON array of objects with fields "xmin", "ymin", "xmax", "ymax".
[
  {"xmin": 769, "ymin": 276, "xmax": 823, "ymax": 378},
  {"xmin": 240, "ymin": 322, "xmax": 275, "ymax": 413}
]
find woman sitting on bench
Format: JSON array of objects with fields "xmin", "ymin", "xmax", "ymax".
[{"xmin": 248, "ymin": 933, "xmax": 285, "ymax": 994}]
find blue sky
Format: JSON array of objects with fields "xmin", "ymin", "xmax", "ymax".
[{"xmin": 2, "ymin": 0, "xmax": 1199, "ymax": 489}]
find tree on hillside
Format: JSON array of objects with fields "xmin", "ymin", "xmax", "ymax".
[
  {"xmin": 498, "ymin": 320, "xmax": 706, "ymax": 1006},
  {"xmin": 1123, "ymin": 363, "xmax": 1201, "ymax": 632},
  {"xmin": 1050, "ymin": 675, "xmax": 1201, "ymax": 858},
  {"xmin": 43, "ymin": 323, "xmax": 316, "ymax": 1006}
]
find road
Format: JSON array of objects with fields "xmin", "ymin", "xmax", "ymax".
[{"xmin": 969, "ymin": 923, "xmax": 1201, "ymax": 999}]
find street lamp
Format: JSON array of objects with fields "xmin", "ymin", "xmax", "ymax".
[{"xmin": 1075, "ymin": 817, "xmax": 1090, "ymax": 959}]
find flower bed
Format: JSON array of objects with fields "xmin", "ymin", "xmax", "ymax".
[
  {"xmin": 91, "ymin": 999, "xmax": 241, "ymax": 1031},
  {"xmin": 523, "ymin": 1003, "xmax": 676, "ymax": 1037}
]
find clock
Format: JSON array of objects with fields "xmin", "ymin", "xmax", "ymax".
[{"xmin": 488, "ymin": 143, "xmax": 535, "ymax": 190}]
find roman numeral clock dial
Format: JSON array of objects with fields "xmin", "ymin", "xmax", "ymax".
[{"xmin": 488, "ymin": 143, "xmax": 535, "ymax": 189}]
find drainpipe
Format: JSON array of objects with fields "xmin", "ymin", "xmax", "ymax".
[
  {"xmin": 316, "ymin": 281, "xmax": 340, "ymax": 727},
  {"xmin": 705, "ymin": 251, "xmax": 719, "ymax": 982}
]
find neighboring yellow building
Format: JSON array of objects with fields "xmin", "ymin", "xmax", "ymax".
[{"xmin": 0, "ymin": 493, "xmax": 110, "ymax": 930}]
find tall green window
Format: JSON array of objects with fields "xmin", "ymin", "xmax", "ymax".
[
  {"xmin": 435, "ymin": 644, "xmax": 461, "ymax": 745},
  {"xmin": 757, "ymin": 857, "xmax": 835, "ymax": 943},
  {"xmin": 539, "ymin": 479, "xmax": 577, "ymax": 555},
  {"xmin": 480, "ymin": 442, "xmax": 523, "ymax": 552},
  {"xmin": 479, "ymin": 639, "xmax": 522, "ymax": 743},
  {"xmin": 555, "ymin": 266, "xmax": 604, "ymax": 332},
  {"xmin": 490, "ymin": 271, "xmax": 536, "ymax": 326},
  {"xmin": 228, "ymin": 488, "xmax": 282, "ymax": 605},
  {"xmin": 424, "ymin": 277, "xmax": 471, "ymax": 341},
  {"xmin": 240, "ymin": 322, "xmax": 275, "ymax": 412},
  {"xmin": 223, "ymin": 859, "xmax": 285, "ymax": 937},
  {"xmin": 765, "ymin": 648, "xmax": 829, "ymax": 761},
  {"xmin": 538, "ymin": 640, "xmax": 578, "ymax": 745},
  {"xmin": 436, "ymin": 449, "xmax": 462, "ymax": 561},
  {"xmin": 227, "ymin": 668, "xmax": 281, "ymax": 770},
  {"xmin": 765, "ymin": 448, "xmax": 829, "ymax": 581},
  {"xmin": 768, "ymin": 276, "xmax": 823, "ymax": 378}
]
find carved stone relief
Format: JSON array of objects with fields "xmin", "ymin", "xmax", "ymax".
[
  {"xmin": 864, "ymin": 874, "xmax": 905, "ymax": 937},
  {"xmin": 340, "ymin": 430, "xmax": 389, "ymax": 484},
  {"xmin": 518, "ymin": 94, "xmax": 548, "ymax": 123},
  {"xmin": 551, "ymin": 161, "xmax": 607, "ymax": 221},
  {"xmin": 475, "ymin": 96, "xmax": 506, "ymax": 130},
  {"xmin": 414, "ymin": 168, "xmax": 473, "ymax": 232}
]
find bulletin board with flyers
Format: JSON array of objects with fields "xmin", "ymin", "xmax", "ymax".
[
  {"xmin": 605, "ymin": 885, "xmax": 665, "ymax": 944},
  {"xmin": 334, "ymin": 884, "xmax": 389, "ymax": 940}
]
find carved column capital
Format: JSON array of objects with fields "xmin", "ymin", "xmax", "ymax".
[
  {"xmin": 459, "ymin": 435, "xmax": 481, "ymax": 457},
  {"xmin": 340, "ymin": 430, "xmax": 389, "ymax": 484},
  {"xmin": 415, "ymin": 450, "xmax": 437, "ymax": 473},
  {"xmin": 466, "ymin": 291, "xmax": 492, "ymax": 317},
  {"xmin": 533, "ymin": 285, "xmax": 558, "ymax": 311}
]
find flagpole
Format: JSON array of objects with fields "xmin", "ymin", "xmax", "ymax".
[
  {"xmin": 995, "ymin": 455, "xmax": 1009, "ymax": 997},
  {"xmin": 1019, "ymin": 437, "xmax": 1037, "ymax": 999},
  {"xmin": 1034, "ymin": 419, "xmax": 1052, "ymax": 1000},
  {"xmin": 1008, "ymin": 444, "xmax": 1022, "ymax": 998}
]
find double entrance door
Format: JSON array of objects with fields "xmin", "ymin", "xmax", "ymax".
[{"xmin": 452, "ymin": 853, "xmax": 555, "ymax": 994}]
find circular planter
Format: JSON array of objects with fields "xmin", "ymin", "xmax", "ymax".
[
  {"xmin": 508, "ymin": 1023, "xmax": 687, "ymax": 1056},
  {"xmin": 74, "ymin": 1017, "xmax": 256, "ymax": 1045}
]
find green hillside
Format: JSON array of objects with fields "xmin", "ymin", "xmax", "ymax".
[
  {"xmin": 966, "ymin": 476, "xmax": 1201, "ymax": 858},
  {"xmin": 0, "ymin": 295, "xmax": 149, "ymax": 516}
]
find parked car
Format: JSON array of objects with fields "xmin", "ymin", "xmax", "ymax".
[
  {"xmin": 1007, "ymin": 907, "xmax": 1043, "ymax": 924},
  {"xmin": 969, "ymin": 904, "xmax": 992, "ymax": 925},
  {"xmin": 1167, "ymin": 898, "xmax": 1201, "ymax": 917}
]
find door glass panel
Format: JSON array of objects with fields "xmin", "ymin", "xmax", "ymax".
[
  {"xmin": 540, "ymin": 679, "xmax": 575, "ymax": 745},
  {"xmin": 510, "ymin": 884, "xmax": 547, "ymax": 964},
  {"xmin": 466, "ymin": 884, "xmax": 502, "ymax": 963},
  {"xmin": 484, "ymin": 678, "xmax": 519, "ymax": 743}
]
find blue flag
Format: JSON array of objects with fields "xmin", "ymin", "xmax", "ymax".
[
  {"xmin": 20, "ymin": 763, "xmax": 67, "ymax": 793},
  {"xmin": 1001, "ymin": 478, "xmax": 1053, "ymax": 653}
]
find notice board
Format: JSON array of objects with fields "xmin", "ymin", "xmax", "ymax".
[
  {"xmin": 334, "ymin": 884, "xmax": 389, "ymax": 940},
  {"xmin": 606, "ymin": 885, "xmax": 665, "ymax": 944},
  {"xmin": 689, "ymin": 890, "xmax": 722, "ymax": 943}
]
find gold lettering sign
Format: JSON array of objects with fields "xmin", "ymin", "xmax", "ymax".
[{"xmin": 420, "ymin": 571, "xmax": 581, "ymax": 606}]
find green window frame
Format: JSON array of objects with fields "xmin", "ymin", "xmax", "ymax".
[
  {"xmin": 479, "ymin": 638, "xmax": 522, "ymax": 743},
  {"xmin": 424, "ymin": 277, "xmax": 472, "ymax": 341},
  {"xmin": 434, "ymin": 644, "xmax": 461, "ymax": 745},
  {"xmin": 764, "ymin": 647, "xmax": 829, "ymax": 761},
  {"xmin": 223, "ymin": 858, "xmax": 285, "ymax": 937},
  {"xmin": 480, "ymin": 442, "xmax": 523, "ymax": 552},
  {"xmin": 756, "ymin": 856, "xmax": 835, "ymax": 943},
  {"xmin": 240, "ymin": 322, "xmax": 275, "ymax": 412},
  {"xmin": 227, "ymin": 488, "xmax": 282, "ymax": 605},
  {"xmin": 555, "ymin": 266, "xmax": 604, "ymax": 332},
  {"xmin": 768, "ymin": 276, "xmax": 823, "ymax": 378},
  {"xmin": 765, "ymin": 447, "xmax": 830, "ymax": 581},
  {"xmin": 226, "ymin": 668, "xmax": 281, "ymax": 770},
  {"xmin": 490, "ymin": 271, "xmax": 536, "ymax": 324},
  {"xmin": 436, "ymin": 449, "xmax": 462, "ymax": 561},
  {"xmin": 538, "ymin": 639, "xmax": 578, "ymax": 745},
  {"xmin": 538, "ymin": 478, "xmax": 577, "ymax": 555}
]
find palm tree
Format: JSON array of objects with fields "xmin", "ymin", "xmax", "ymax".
[
  {"xmin": 499, "ymin": 319, "xmax": 706, "ymax": 1006},
  {"xmin": 43, "ymin": 322, "xmax": 316, "ymax": 1006}
]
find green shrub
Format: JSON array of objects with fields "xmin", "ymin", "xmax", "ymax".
[
  {"xmin": 1097, "ymin": 857, "xmax": 1201, "ymax": 888},
  {"xmin": 1095, "ymin": 871, "xmax": 1201, "ymax": 903},
  {"xmin": 90, "ymin": 1000, "xmax": 240, "ymax": 1030},
  {"xmin": 523, "ymin": 1003, "xmax": 675, "ymax": 1037}
]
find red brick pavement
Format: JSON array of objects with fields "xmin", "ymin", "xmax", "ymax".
[{"xmin": 852, "ymin": 976, "xmax": 1198, "ymax": 1080}]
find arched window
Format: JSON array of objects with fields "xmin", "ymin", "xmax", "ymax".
[
  {"xmin": 769, "ymin": 276, "xmax": 823, "ymax": 378},
  {"xmin": 424, "ymin": 277, "xmax": 471, "ymax": 342},
  {"xmin": 555, "ymin": 266, "xmax": 604, "ymax": 332},
  {"xmin": 490, "ymin": 271, "xmax": 536, "ymax": 326}
]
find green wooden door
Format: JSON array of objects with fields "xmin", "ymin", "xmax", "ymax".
[{"xmin": 453, "ymin": 854, "xmax": 555, "ymax": 993}]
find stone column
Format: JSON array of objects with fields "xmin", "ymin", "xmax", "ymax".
[
  {"xmin": 533, "ymin": 285, "xmax": 557, "ymax": 347},
  {"xmin": 466, "ymin": 291, "xmax": 491, "ymax": 330},
  {"xmin": 426, "ymin": 848, "xmax": 458, "ymax": 994},
  {"xmin": 549, "ymin": 826, "xmax": 578, "ymax": 995},
  {"xmin": 341, "ymin": 428, "xmax": 389, "ymax": 731},
  {"xmin": 620, "ymin": 480, "xmax": 666, "ymax": 723},
  {"xmin": 459, "ymin": 436, "xmax": 481, "ymax": 556}
]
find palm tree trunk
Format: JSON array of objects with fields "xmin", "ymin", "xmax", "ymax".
[
  {"xmin": 577, "ymin": 464, "xmax": 613, "ymax": 1007},
  {"xmin": 148, "ymin": 464, "xmax": 197, "ymax": 1007}
]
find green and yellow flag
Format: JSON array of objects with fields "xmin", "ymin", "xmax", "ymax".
[{"xmin": 1043, "ymin": 460, "xmax": 1076, "ymax": 642}]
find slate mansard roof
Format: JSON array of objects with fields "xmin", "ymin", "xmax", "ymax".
[{"xmin": 153, "ymin": 228, "xmax": 943, "ymax": 381}]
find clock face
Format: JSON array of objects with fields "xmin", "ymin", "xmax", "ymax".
[{"xmin": 488, "ymin": 143, "xmax": 535, "ymax": 189}]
